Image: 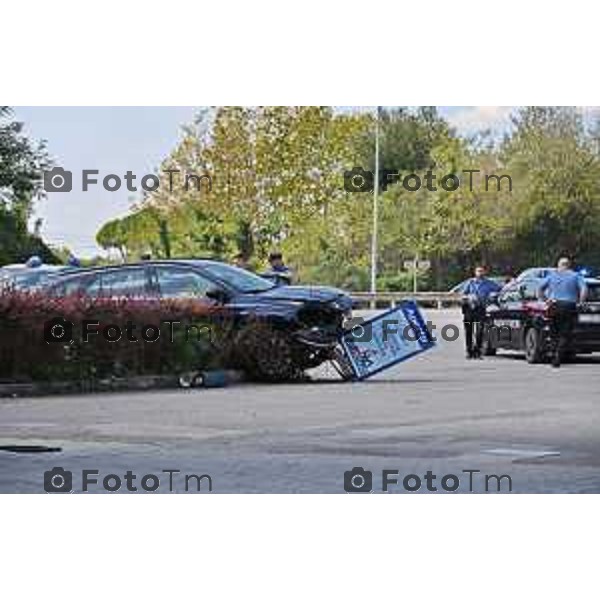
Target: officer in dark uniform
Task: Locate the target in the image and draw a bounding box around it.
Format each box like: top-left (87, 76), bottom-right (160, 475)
top-left (461, 265), bottom-right (501, 359)
top-left (538, 257), bottom-right (587, 367)
top-left (266, 251), bottom-right (292, 286)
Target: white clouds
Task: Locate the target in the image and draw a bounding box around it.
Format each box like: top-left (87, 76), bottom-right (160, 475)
top-left (447, 106), bottom-right (600, 134)
top-left (577, 106), bottom-right (600, 117)
top-left (446, 106), bottom-right (516, 133)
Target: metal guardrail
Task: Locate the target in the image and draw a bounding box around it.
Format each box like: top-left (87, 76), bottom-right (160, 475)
top-left (351, 291), bottom-right (462, 310)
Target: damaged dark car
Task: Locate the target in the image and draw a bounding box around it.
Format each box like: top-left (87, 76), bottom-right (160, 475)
top-left (43, 259), bottom-right (353, 381)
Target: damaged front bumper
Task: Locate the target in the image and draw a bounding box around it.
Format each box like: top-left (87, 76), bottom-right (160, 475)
top-left (292, 325), bottom-right (342, 349)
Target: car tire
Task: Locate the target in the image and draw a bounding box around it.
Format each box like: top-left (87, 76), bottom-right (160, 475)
top-left (235, 323), bottom-right (300, 382)
top-left (524, 327), bottom-right (544, 364)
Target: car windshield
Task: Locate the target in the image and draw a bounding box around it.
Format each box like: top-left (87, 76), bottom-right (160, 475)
top-left (202, 263), bottom-right (276, 293)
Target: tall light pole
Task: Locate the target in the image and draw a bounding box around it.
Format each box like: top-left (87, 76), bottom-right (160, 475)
top-left (370, 106), bottom-right (380, 295)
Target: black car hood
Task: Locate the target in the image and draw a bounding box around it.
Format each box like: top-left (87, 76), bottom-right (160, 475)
top-left (256, 285), bottom-right (346, 302)
top-left (235, 285), bottom-right (352, 309)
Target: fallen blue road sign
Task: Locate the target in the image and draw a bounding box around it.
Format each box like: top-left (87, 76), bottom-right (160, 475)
top-left (339, 300), bottom-right (436, 381)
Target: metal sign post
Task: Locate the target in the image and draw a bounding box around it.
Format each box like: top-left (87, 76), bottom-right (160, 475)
top-left (370, 106), bottom-right (380, 296)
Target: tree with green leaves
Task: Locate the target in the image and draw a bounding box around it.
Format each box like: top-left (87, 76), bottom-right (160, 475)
top-left (138, 106), bottom-right (368, 278)
top-left (95, 105), bottom-right (600, 290)
top-left (502, 106), bottom-right (600, 267)
top-left (358, 106), bottom-right (452, 174)
top-left (0, 107), bottom-right (55, 264)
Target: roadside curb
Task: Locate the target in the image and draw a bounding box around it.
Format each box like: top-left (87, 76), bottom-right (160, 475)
top-left (0, 370), bottom-right (245, 398)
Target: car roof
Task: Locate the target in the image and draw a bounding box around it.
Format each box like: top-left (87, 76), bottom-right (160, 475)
top-left (516, 267), bottom-right (555, 278)
top-left (512, 275), bottom-right (599, 285)
top-left (1, 264), bottom-right (67, 273)
top-left (45, 259), bottom-right (222, 278)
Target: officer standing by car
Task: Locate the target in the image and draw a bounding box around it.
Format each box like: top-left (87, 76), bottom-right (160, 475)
top-left (462, 265), bottom-right (502, 359)
top-left (266, 251), bottom-right (293, 286)
top-left (538, 257), bottom-right (587, 368)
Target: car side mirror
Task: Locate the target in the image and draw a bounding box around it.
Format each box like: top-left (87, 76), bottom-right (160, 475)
top-left (488, 292), bottom-right (499, 305)
top-left (206, 287), bottom-right (230, 304)
top-left (518, 285), bottom-right (527, 300)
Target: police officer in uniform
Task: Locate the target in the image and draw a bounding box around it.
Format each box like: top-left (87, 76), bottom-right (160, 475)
top-left (462, 265), bottom-right (501, 359)
top-left (266, 251), bottom-right (292, 286)
top-left (538, 257), bottom-right (587, 368)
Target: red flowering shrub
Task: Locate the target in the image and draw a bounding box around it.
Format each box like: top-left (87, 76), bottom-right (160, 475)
top-left (0, 290), bottom-right (230, 384)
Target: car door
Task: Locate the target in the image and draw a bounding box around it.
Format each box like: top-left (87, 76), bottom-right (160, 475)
top-left (97, 267), bottom-right (151, 298)
top-left (46, 267), bottom-right (151, 298)
top-left (489, 283), bottom-right (523, 349)
top-left (47, 271), bottom-right (102, 296)
top-left (574, 282), bottom-right (600, 346)
top-left (510, 279), bottom-right (545, 349)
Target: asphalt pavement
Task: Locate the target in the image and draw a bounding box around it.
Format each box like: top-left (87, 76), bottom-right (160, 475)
top-left (1, 309), bottom-right (599, 493)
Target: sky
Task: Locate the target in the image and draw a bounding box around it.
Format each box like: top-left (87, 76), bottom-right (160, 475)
top-left (13, 106), bottom-right (517, 258)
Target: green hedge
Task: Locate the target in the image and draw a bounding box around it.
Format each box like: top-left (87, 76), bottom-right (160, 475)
top-left (0, 290), bottom-right (229, 383)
